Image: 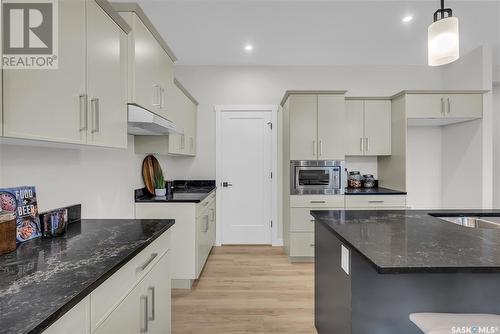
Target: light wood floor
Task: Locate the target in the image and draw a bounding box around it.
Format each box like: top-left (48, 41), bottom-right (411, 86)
top-left (172, 246), bottom-right (317, 334)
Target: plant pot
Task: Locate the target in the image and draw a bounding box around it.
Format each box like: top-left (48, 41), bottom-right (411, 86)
top-left (155, 188), bottom-right (166, 197)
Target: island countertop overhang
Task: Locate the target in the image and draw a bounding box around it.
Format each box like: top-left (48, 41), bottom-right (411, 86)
top-left (311, 209), bottom-right (500, 274)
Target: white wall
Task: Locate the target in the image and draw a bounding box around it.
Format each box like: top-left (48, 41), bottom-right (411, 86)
top-left (406, 127), bottom-right (443, 209)
top-left (493, 85), bottom-right (500, 208)
top-left (345, 157), bottom-right (378, 179)
top-left (171, 65), bottom-right (443, 179)
top-left (0, 136), bottom-right (145, 218)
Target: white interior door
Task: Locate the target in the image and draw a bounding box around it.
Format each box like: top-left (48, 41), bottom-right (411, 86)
top-left (220, 111), bottom-right (272, 244)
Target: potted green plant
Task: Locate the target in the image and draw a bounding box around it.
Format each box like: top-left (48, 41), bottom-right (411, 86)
top-left (154, 173), bottom-right (166, 197)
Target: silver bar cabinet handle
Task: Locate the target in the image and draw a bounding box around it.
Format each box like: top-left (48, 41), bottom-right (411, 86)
top-left (140, 295), bottom-right (148, 333)
top-left (365, 138), bottom-right (369, 152)
top-left (447, 98), bottom-right (451, 114)
top-left (91, 98), bottom-right (99, 133)
top-left (79, 94), bottom-right (87, 131)
top-left (368, 200), bottom-right (385, 203)
top-left (360, 137), bottom-right (363, 152)
top-left (310, 200), bottom-right (326, 204)
top-left (441, 98), bottom-right (445, 114)
top-left (319, 140), bottom-right (323, 156)
top-left (148, 287), bottom-right (155, 321)
top-left (137, 253), bottom-right (158, 272)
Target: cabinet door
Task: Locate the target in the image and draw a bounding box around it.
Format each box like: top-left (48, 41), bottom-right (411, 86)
top-left (43, 297), bottom-right (90, 334)
top-left (131, 14), bottom-right (160, 111)
top-left (344, 101), bottom-right (365, 156)
top-left (3, 0), bottom-right (86, 144)
top-left (144, 252), bottom-right (172, 334)
top-left (94, 281), bottom-right (145, 334)
top-left (157, 51), bottom-right (174, 120)
top-left (405, 94), bottom-right (445, 119)
top-left (318, 95), bottom-right (345, 160)
top-left (196, 212), bottom-right (211, 277)
top-left (364, 100), bottom-right (391, 156)
top-left (289, 95), bottom-right (318, 160)
top-left (444, 94), bottom-right (482, 119)
top-left (86, 0), bottom-right (127, 149)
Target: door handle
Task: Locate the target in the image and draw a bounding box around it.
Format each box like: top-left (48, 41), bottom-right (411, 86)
top-left (90, 98), bottom-right (100, 133)
top-left (152, 84), bottom-right (161, 107)
top-left (147, 287), bottom-right (155, 321)
top-left (360, 137), bottom-right (363, 152)
top-left (365, 138), bottom-right (369, 152)
top-left (140, 295), bottom-right (148, 333)
top-left (441, 98), bottom-right (445, 115)
top-left (79, 94), bottom-right (88, 131)
top-left (222, 182), bottom-right (233, 188)
top-left (319, 140), bottom-right (323, 156)
top-left (447, 98), bottom-right (451, 114)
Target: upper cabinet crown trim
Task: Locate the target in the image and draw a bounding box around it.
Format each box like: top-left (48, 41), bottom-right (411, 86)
top-left (174, 78), bottom-right (199, 106)
top-left (280, 90), bottom-right (347, 106)
top-left (95, 0), bottom-right (131, 33)
top-left (391, 90), bottom-right (489, 100)
top-left (111, 2), bottom-right (178, 62)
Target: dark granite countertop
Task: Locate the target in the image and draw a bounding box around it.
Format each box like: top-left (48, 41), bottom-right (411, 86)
top-left (311, 209), bottom-right (500, 274)
top-left (0, 219), bottom-right (174, 334)
top-left (345, 187), bottom-right (407, 195)
top-left (135, 180), bottom-right (216, 203)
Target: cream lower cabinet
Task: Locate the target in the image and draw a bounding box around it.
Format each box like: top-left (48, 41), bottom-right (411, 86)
top-left (345, 195), bottom-right (407, 209)
top-left (287, 93), bottom-right (346, 161)
top-left (285, 195), bottom-right (344, 261)
top-left (43, 229), bottom-right (172, 334)
top-left (3, 0), bottom-right (128, 148)
top-left (345, 99), bottom-right (391, 156)
top-left (135, 191), bottom-right (216, 289)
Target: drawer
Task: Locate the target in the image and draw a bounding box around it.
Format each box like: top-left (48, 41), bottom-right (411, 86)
top-left (196, 190), bottom-right (216, 218)
top-left (289, 232), bottom-right (314, 257)
top-left (91, 229), bottom-right (171, 331)
top-left (345, 195), bottom-right (406, 208)
top-left (290, 195), bottom-right (344, 208)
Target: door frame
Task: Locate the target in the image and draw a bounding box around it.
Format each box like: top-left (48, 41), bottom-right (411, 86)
top-left (215, 105), bottom-right (281, 246)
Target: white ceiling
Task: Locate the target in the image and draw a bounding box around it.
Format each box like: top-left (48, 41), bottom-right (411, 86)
top-left (132, 0), bottom-right (500, 66)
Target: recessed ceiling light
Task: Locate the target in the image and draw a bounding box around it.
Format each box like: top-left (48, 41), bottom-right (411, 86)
top-left (402, 15), bottom-right (414, 23)
top-left (244, 44), bottom-right (253, 52)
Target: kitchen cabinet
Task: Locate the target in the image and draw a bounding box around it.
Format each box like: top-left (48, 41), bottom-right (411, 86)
top-left (285, 194), bottom-right (344, 261)
top-left (42, 297), bottom-right (91, 334)
top-left (345, 99), bottom-right (391, 156)
top-left (2, 0), bottom-right (129, 148)
top-left (135, 191), bottom-right (216, 289)
top-left (116, 6), bottom-right (175, 120)
top-left (94, 252), bottom-right (171, 334)
top-left (404, 92), bottom-right (483, 120)
top-left (288, 93), bottom-right (346, 161)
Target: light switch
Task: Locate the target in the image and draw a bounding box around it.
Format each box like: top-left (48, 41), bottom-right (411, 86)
top-left (341, 245), bottom-right (350, 275)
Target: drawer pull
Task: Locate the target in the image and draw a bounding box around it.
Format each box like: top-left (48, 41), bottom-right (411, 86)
top-left (310, 200), bottom-right (326, 204)
top-left (310, 219), bottom-right (315, 223)
top-left (148, 286), bottom-right (155, 321)
top-left (368, 200), bottom-right (385, 203)
top-left (137, 253), bottom-right (158, 272)
top-left (309, 243), bottom-right (315, 247)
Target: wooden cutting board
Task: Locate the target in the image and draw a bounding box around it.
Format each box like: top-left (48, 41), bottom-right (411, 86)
top-left (142, 155), bottom-right (162, 195)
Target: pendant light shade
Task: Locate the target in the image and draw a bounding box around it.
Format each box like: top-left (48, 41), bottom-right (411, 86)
top-left (428, 1), bottom-right (460, 66)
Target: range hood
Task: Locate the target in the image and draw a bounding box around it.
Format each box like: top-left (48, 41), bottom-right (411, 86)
top-left (127, 104), bottom-right (183, 136)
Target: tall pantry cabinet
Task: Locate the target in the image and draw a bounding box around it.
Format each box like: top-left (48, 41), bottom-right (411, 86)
top-left (2, 0), bottom-right (130, 148)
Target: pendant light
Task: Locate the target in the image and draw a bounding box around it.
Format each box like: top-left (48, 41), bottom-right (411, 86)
top-left (428, 0), bottom-right (459, 66)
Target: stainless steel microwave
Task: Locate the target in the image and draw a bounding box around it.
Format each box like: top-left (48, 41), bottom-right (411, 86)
top-left (290, 160), bottom-right (345, 195)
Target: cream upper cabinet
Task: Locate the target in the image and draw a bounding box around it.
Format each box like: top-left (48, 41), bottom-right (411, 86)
top-left (86, 0), bottom-right (128, 149)
top-left (364, 100), bottom-right (391, 156)
top-left (119, 11), bottom-right (174, 120)
top-left (3, 0), bottom-right (87, 144)
top-left (2, 0), bottom-right (128, 148)
top-left (168, 80), bottom-right (198, 156)
top-left (289, 95), bottom-right (318, 160)
top-left (345, 99), bottom-right (391, 156)
top-left (405, 93), bottom-right (483, 119)
top-left (317, 95), bottom-right (346, 160)
top-left (345, 100), bottom-right (365, 155)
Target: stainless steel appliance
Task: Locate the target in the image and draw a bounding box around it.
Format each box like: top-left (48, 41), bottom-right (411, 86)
top-left (290, 160), bottom-right (345, 195)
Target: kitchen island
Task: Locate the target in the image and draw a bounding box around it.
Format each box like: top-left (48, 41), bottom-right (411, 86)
top-left (0, 218), bottom-right (174, 334)
top-left (312, 210), bottom-right (500, 334)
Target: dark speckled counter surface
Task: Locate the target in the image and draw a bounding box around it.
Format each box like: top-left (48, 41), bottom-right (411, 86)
top-left (0, 219), bottom-right (174, 334)
top-left (311, 209), bottom-right (500, 274)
